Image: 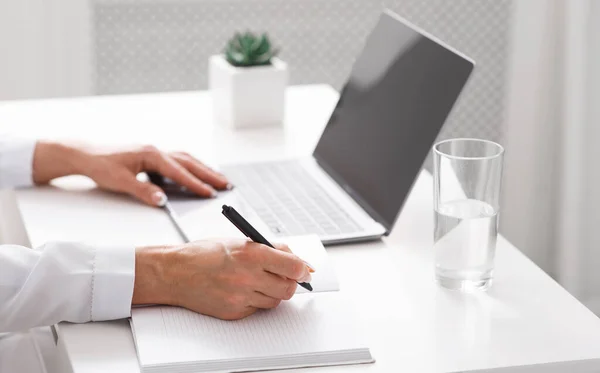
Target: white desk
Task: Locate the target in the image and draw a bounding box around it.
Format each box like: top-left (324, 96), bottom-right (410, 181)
top-left (3, 85), bottom-right (600, 373)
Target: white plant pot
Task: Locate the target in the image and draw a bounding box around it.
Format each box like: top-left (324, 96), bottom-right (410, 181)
top-left (209, 55), bottom-right (288, 129)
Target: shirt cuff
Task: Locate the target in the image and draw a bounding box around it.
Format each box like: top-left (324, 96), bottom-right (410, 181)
top-left (91, 246), bottom-right (135, 321)
top-left (0, 138), bottom-right (37, 188)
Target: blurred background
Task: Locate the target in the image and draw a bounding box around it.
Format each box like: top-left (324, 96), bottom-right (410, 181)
top-left (1, 0), bottom-right (599, 314)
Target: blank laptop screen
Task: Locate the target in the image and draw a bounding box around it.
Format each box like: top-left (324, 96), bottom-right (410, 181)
top-left (313, 11), bottom-right (474, 232)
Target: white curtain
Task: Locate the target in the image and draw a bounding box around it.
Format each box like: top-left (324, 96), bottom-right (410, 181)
top-left (0, 0), bottom-right (92, 100)
top-left (502, 0), bottom-right (600, 313)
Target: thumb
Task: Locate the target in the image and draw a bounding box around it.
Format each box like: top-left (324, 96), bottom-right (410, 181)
top-left (272, 242), bottom-right (292, 253)
top-left (123, 177), bottom-right (167, 207)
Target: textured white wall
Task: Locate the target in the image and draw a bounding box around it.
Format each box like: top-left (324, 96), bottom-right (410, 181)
top-left (92, 0), bottom-right (511, 146)
top-left (0, 0), bottom-right (511, 147)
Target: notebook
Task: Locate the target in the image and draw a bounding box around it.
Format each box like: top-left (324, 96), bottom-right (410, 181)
top-left (131, 235), bottom-right (374, 373)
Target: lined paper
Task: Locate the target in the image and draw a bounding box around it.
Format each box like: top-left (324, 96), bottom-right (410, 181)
top-left (131, 234), bottom-right (371, 372)
top-left (132, 293), bottom-right (367, 368)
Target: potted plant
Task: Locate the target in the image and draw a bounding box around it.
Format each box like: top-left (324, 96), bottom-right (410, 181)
top-left (209, 32), bottom-right (288, 129)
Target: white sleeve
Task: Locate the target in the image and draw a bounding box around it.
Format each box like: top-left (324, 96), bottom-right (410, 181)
top-left (0, 137), bottom-right (37, 188)
top-left (0, 242), bottom-right (135, 333)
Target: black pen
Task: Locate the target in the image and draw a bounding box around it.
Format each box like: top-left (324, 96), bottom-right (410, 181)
top-left (221, 205), bottom-right (313, 291)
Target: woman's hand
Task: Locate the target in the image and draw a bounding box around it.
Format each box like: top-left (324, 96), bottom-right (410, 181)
top-left (32, 141), bottom-right (231, 206)
top-left (133, 239), bottom-right (313, 320)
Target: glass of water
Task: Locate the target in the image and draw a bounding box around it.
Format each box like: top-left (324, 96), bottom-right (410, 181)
top-left (433, 138), bottom-right (504, 291)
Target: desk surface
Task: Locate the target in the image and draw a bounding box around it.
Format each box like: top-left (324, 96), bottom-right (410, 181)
top-left (4, 85), bottom-right (600, 373)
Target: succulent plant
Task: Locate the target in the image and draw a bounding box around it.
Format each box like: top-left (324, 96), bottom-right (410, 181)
top-left (224, 32), bottom-right (279, 67)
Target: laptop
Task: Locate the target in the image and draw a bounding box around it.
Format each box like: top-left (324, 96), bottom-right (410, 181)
top-left (175, 10), bottom-right (475, 245)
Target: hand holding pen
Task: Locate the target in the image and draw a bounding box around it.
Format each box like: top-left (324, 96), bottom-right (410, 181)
top-left (140, 174), bottom-right (314, 320)
top-left (222, 205), bottom-right (314, 291)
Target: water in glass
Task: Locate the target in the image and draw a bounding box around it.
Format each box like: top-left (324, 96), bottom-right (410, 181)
top-left (434, 198), bottom-right (498, 290)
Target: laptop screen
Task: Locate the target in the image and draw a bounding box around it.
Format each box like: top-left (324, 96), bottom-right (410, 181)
top-left (313, 11), bottom-right (474, 233)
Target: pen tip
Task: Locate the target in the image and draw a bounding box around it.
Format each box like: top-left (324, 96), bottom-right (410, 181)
top-left (302, 283), bottom-right (313, 292)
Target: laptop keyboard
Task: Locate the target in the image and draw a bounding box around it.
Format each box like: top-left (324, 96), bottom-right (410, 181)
top-left (224, 162), bottom-right (363, 237)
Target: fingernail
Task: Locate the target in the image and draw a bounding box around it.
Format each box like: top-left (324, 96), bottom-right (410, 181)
top-left (226, 183), bottom-right (234, 190)
top-left (299, 271), bottom-right (312, 283)
top-left (210, 189), bottom-right (218, 198)
top-left (152, 191), bottom-right (167, 207)
top-left (304, 261), bottom-right (316, 273)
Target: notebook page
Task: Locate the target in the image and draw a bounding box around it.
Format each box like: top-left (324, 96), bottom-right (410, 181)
top-left (132, 293), bottom-right (367, 368)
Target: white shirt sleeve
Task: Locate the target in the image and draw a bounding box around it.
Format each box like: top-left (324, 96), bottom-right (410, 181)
top-left (0, 137), bottom-right (37, 188)
top-left (0, 242), bottom-right (135, 333)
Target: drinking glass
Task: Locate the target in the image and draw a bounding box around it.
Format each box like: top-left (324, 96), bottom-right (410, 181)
top-left (433, 138), bottom-right (504, 291)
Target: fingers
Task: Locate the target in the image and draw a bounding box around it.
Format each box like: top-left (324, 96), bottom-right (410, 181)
top-left (141, 148), bottom-right (218, 198)
top-left (131, 181), bottom-right (167, 207)
top-left (272, 242), bottom-right (292, 253)
top-left (104, 171), bottom-right (168, 207)
top-left (254, 271), bottom-right (298, 300)
top-left (249, 292), bottom-right (282, 309)
top-left (272, 243), bottom-right (315, 273)
top-left (170, 152), bottom-right (231, 190)
top-left (256, 245), bottom-right (312, 283)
